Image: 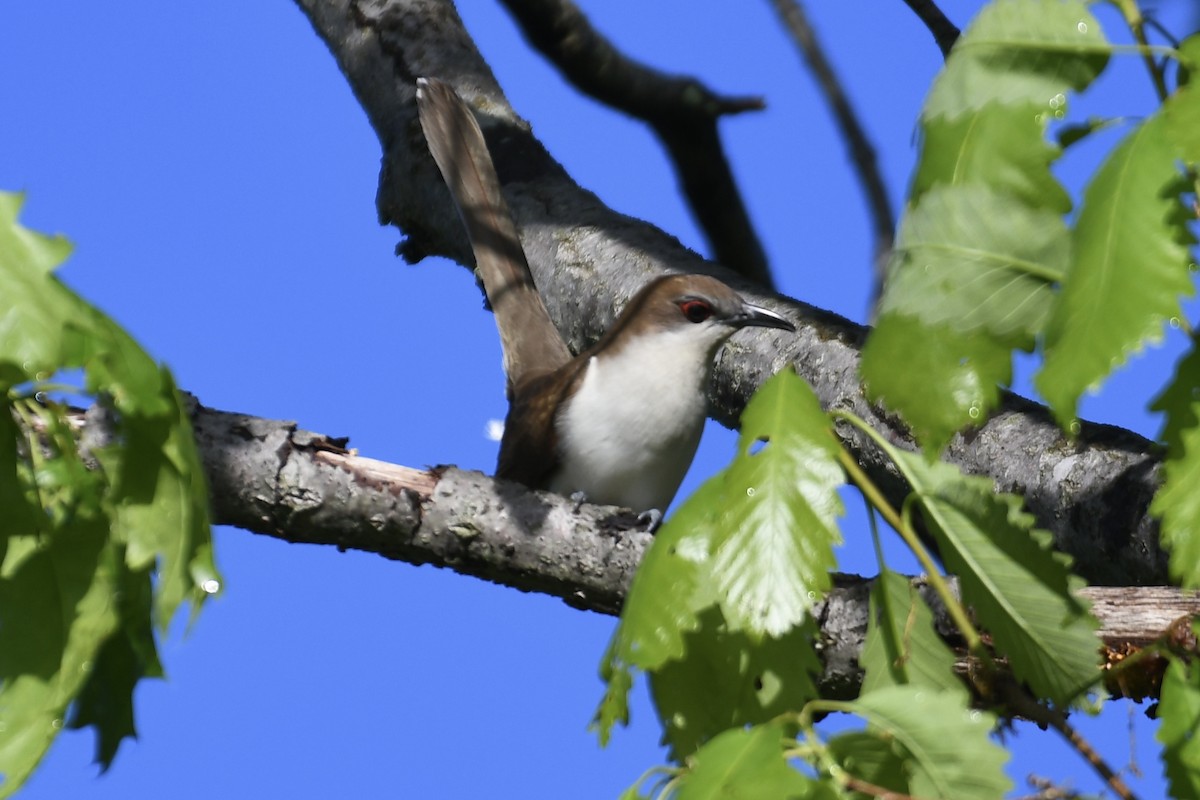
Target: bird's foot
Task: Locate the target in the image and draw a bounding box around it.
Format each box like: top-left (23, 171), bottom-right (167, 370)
top-left (637, 508), bottom-right (664, 533)
top-left (569, 491), bottom-right (588, 514)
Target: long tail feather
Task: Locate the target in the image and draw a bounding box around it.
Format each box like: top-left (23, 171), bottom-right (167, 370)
top-left (416, 78), bottom-right (571, 392)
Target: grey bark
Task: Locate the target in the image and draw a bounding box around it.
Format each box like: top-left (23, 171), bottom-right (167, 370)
top-left (292, 0), bottom-right (1167, 587)
top-left (191, 401), bottom-right (1199, 698)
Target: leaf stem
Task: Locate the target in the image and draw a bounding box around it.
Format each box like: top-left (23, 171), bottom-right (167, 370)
top-left (844, 776), bottom-right (922, 800)
top-left (625, 764), bottom-right (676, 799)
top-left (1112, 0), bottom-right (1170, 101)
top-left (830, 412), bottom-right (989, 663)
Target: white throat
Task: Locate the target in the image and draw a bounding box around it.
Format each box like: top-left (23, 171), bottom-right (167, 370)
top-left (551, 324), bottom-right (729, 511)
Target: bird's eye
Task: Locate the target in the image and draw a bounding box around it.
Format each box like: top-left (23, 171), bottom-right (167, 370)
top-left (679, 299), bottom-right (713, 323)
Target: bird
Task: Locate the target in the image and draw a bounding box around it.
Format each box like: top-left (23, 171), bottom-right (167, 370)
top-left (415, 77), bottom-right (795, 519)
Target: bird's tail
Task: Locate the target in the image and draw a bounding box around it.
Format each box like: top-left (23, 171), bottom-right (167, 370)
top-left (416, 78), bottom-right (571, 392)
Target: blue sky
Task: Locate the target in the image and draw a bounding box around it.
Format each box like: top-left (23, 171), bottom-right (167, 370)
top-left (1, 1), bottom-right (1195, 797)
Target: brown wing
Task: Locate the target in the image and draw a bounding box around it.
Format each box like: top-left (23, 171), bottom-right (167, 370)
top-left (415, 78), bottom-right (572, 395)
top-left (495, 363), bottom-right (587, 490)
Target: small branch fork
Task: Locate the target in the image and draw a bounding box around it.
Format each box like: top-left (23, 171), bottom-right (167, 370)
top-left (497, 0), bottom-right (775, 288)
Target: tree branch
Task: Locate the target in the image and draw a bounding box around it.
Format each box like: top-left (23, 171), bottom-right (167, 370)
top-left (495, 0), bottom-right (774, 289)
top-left (295, 0), bottom-right (1167, 589)
top-left (186, 398), bottom-right (1197, 701)
top-left (899, 0), bottom-right (961, 57)
top-left (765, 0), bottom-right (896, 313)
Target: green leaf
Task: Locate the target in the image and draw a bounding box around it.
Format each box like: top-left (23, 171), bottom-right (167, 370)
top-left (711, 368), bottom-right (844, 637)
top-left (595, 371), bottom-right (838, 745)
top-left (592, 474), bottom-right (723, 744)
top-left (1164, 35), bottom-right (1200, 166)
top-left (914, 103), bottom-right (1071, 212)
top-left (674, 723), bottom-right (818, 800)
top-left (650, 608), bottom-right (819, 758)
top-left (859, 568), bottom-right (966, 699)
top-left (1150, 336), bottom-right (1200, 588)
top-left (0, 523), bottom-right (120, 797)
top-left (878, 184), bottom-right (1065, 345)
top-left (826, 731), bottom-right (909, 799)
top-left (0, 193), bottom-right (74, 383)
top-left (881, 442), bottom-right (1101, 705)
top-left (1152, 335), bottom-right (1200, 457)
top-left (67, 565), bottom-right (162, 770)
top-left (0, 395), bottom-right (38, 547)
top-left (846, 687), bottom-right (1010, 799)
top-left (0, 191), bottom-right (218, 792)
top-left (593, 647), bottom-right (634, 748)
top-left (866, 0), bottom-right (1101, 453)
top-left (101, 370), bottom-right (216, 624)
top-left (924, 0), bottom-right (1108, 121)
top-left (0, 190), bottom-right (217, 628)
top-left (861, 314), bottom-right (1010, 452)
top-left (1037, 113), bottom-right (1196, 424)
top-left (1056, 116), bottom-right (1120, 151)
top-left (1158, 652), bottom-right (1200, 800)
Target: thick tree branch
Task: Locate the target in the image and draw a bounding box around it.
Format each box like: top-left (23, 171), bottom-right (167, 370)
top-left (194, 402), bottom-right (648, 616)
top-left (496, 0), bottom-right (774, 289)
top-left (187, 399), bottom-right (1198, 700)
top-left (295, 0), bottom-right (1167, 589)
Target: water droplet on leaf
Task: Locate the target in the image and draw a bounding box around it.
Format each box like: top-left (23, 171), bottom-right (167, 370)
top-left (1077, 20), bottom-right (1088, 33)
top-left (201, 579), bottom-right (221, 594)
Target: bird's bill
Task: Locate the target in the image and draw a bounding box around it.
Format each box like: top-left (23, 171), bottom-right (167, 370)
top-left (729, 303), bottom-right (796, 332)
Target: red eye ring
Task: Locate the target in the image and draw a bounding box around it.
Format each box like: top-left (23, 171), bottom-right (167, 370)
top-left (679, 299), bottom-right (713, 324)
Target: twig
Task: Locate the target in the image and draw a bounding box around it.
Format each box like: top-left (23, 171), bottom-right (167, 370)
top-left (1113, 0), bottom-right (1170, 102)
top-left (1000, 683), bottom-right (1138, 800)
top-left (1015, 775), bottom-right (1082, 799)
top-left (899, 0), bottom-right (960, 57)
top-left (496, 0), bottom-right (775, 289)
top-left (844, 776), bottom-right (922, 799)
top-left (765, 0), bottom-right (895, 313)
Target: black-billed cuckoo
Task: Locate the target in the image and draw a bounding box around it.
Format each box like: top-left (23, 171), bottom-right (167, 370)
top-left (416, 78), bottom-right (795, 517)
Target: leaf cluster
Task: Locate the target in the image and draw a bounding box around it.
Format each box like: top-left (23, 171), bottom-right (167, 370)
top-left (0, 193), bottom-right (217, 796)
top-left (599, 2), bottom-right (1200, 797)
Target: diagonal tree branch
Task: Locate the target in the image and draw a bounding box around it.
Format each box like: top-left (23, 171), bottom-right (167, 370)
top-left (495, 0), bottom-right (774, 288)
top-left (295, 0), bottom-right (1167, 589)
top-left (766, 0), bottom-right (896, 312)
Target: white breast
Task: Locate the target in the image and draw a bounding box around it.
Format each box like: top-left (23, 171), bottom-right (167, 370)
top-left (551, 326), bottom-right (721, 512)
